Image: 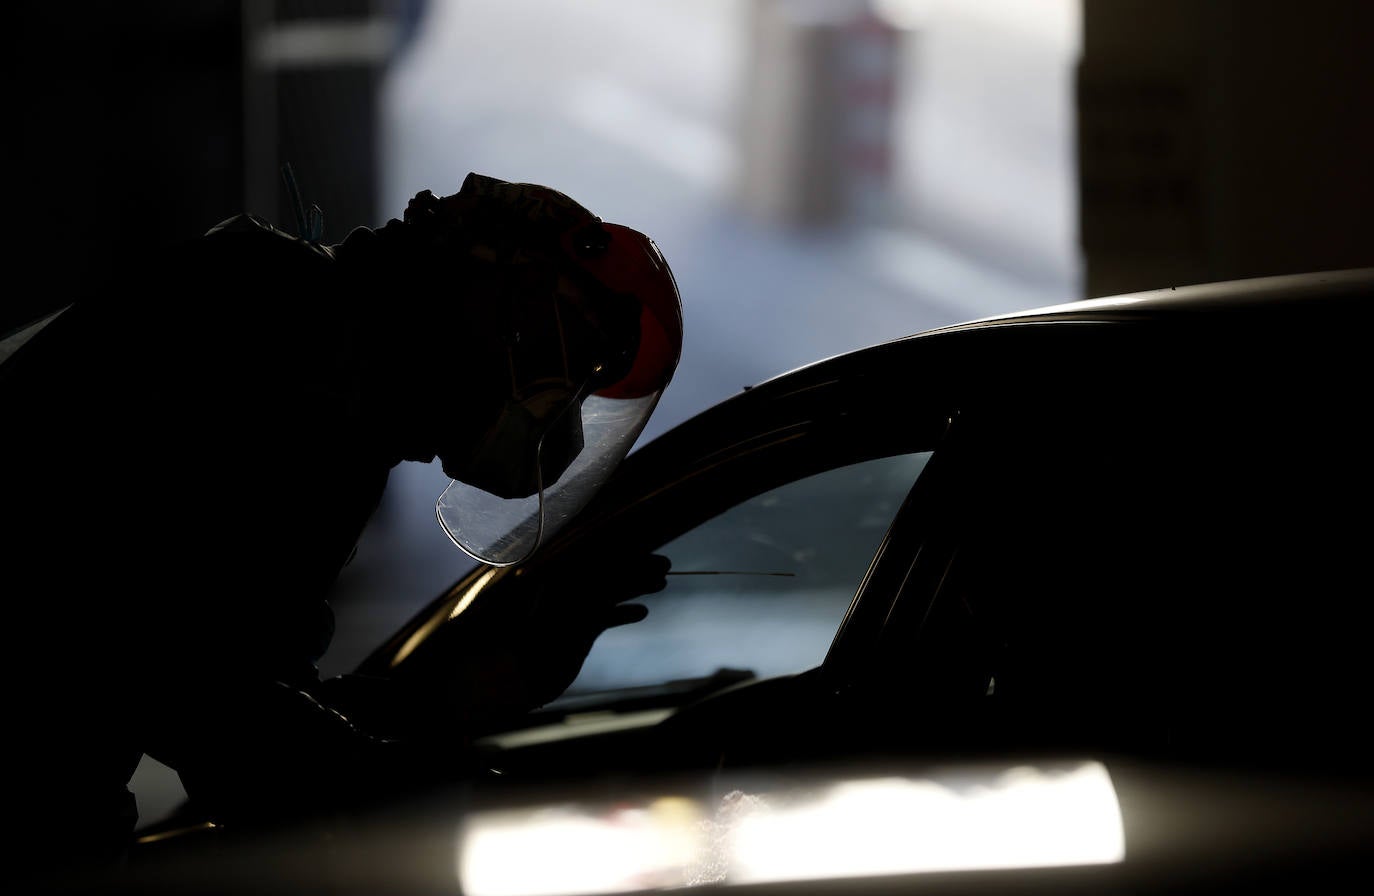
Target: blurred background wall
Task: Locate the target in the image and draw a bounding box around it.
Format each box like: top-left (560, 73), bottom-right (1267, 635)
top-left (1077, 0), bottom-right (1374, 297)
top-left (5, 0), bottom-right (1371, 826)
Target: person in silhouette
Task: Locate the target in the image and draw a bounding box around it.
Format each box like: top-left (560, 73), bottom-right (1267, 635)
top-left (1, 172), bottom-right (682, 875)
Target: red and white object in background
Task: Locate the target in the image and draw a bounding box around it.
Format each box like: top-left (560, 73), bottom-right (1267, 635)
top-left (837, 6), bottom-right (902, 224)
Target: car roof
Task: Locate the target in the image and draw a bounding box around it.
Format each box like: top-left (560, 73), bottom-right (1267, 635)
top-left (733, 267), bottom-right (1374, 399)
top-left (924, 266), bottom-right (1374, 331)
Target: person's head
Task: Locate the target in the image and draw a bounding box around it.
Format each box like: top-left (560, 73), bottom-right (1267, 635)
top-left (340, 173), bottom-right (682, 565)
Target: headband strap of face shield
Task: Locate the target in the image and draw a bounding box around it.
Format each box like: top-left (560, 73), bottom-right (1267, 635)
top-left (434, 176), bottom-right (682, 567)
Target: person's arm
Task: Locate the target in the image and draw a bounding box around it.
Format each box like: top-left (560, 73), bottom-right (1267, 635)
top-left (357, 552), bottom-right (671, 737)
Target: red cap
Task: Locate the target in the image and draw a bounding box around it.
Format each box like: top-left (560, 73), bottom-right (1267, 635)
top-left (563, 223), bottom-right (683, 400)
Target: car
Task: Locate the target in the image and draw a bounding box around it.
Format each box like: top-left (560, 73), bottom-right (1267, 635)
top-left (46, 267), bottom-right (1374, 895)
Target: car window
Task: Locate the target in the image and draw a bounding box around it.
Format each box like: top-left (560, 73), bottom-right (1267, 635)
top-left (565, 451), bottom-right (932, 694)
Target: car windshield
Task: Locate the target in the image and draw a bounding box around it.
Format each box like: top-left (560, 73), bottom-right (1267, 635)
top-left (560, 451), bottom-right (932, 695)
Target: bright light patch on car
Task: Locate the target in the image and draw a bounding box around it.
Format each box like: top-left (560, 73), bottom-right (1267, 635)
top-left (458, 761), bottom-right (1124, 896)
top-left (727, 762), bottom-right (1125, 883)
top-left (460, 796), bottom-right (706, 896)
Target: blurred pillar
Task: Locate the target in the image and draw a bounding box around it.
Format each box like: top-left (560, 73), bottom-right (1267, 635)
top-left (1078, 0), bottom-right (1374, 297)
top-left (243, 0), bottom-right (412, 242)
top-left (736, 0), bottom-right (903, 229)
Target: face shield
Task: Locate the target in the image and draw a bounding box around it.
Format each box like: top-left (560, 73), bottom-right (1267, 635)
top-left (437, 222), bottom-right (682, 567)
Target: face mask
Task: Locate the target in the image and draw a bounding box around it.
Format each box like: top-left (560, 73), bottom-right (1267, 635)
top-left (436, 384), bottom-right (666, 567)
top-left (435, 287), bottom-right (635, 567)
top-left (435, 274), bottom-right (677, 568)
top-left (455, 380), bottom-right (588, 501)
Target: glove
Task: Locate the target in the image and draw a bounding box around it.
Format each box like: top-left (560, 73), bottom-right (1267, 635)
top-left (392, 551), bottom-right (670, 732)
top-left (512, 550), bottom-right (669, 702)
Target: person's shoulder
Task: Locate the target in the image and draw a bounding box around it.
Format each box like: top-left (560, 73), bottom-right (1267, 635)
top-left (199, 213), bottom-right (337, 263)
top-left (205, 212), bottom-right (281, 237)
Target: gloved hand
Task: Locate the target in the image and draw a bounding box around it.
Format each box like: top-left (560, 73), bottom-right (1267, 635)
top-left (391, 551), bottom-right (670, 733)
top-left (507, 550), bottom-right (668, 706)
